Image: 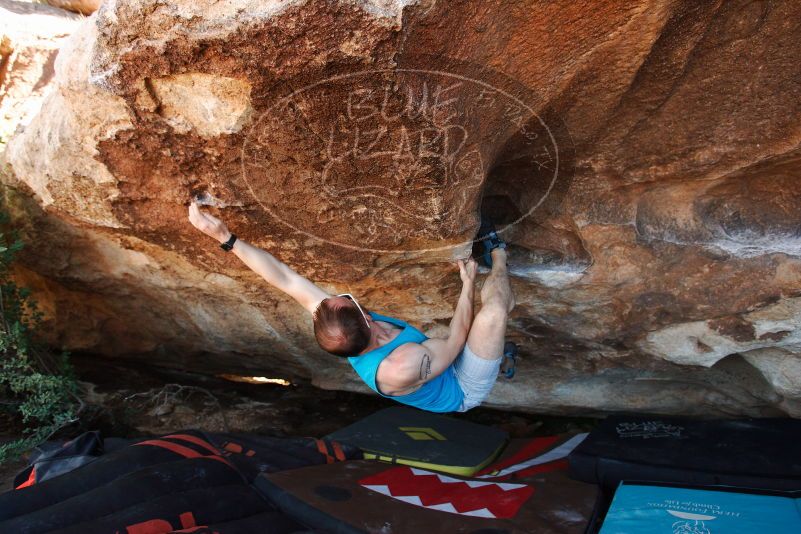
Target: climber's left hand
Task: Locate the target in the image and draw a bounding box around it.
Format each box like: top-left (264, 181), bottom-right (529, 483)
top-left (458, 257), bottom-right (477, 285)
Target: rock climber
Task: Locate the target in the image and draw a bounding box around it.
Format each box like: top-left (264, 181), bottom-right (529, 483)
top-left (188, 201), bottom-right (516, 413)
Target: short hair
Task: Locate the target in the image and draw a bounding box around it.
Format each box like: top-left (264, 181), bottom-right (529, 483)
top-left (313, 298), bottom-right (370, 357)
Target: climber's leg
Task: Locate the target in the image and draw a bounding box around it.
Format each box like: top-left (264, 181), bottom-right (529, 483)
top-left (454, 248), bottom-right (516, 411)
top-left (468, 247), bottom-right (515, 359)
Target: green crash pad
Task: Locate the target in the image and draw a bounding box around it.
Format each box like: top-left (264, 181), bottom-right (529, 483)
top-left (326, 407), bottom-right (508, 476)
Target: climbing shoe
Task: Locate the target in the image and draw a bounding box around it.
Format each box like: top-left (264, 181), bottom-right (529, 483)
top-left (501, 341), bottom-right (518, 379)
top-left (475, 216), bottom-right (507, 268)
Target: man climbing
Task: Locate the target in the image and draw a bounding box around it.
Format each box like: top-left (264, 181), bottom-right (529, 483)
top-left (188, 202), bottom-right (516, 413)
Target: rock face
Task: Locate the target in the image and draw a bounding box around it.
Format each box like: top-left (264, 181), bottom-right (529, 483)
top-left (2, 0), bottom-right (801, 417)
top-left (45, 0), bottom-right (102, 16)
top-left (0, 1), bottom-right (81, 147)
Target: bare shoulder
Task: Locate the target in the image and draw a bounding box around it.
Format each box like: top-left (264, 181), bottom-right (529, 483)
top-left (376, 342), bottom-right (427, 390)
top-left (383, 342), bottom-right (426, 375)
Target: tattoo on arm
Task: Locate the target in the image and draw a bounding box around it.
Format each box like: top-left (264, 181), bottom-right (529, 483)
top-left (419, 353), bottom-right (432, 381)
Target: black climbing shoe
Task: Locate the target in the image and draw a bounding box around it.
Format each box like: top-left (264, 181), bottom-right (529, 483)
top-left (501, 341), bottom-right (517, 379)
top-left (475, 216), bottom-right (507, 268)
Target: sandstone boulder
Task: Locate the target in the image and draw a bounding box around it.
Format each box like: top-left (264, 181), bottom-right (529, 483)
top-left (2, 0), bottom-right (801, 417)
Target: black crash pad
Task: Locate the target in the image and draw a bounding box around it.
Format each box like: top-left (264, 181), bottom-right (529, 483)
top-left (568, 415), bottom-right (801, 492)
top-left (0, 430), bottom-right (356, 534)
top-left (326, 406), bottom-right (508, 476)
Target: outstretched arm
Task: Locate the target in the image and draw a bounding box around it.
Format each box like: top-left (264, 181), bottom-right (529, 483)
top-left (188, 202), bottom-right (329, 313)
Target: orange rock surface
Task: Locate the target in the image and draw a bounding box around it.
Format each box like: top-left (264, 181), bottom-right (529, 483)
top-left (2, 0), bottom-right (800, 416)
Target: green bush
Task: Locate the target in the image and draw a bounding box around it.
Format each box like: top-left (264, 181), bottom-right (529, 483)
top-left (0, 212), bottom-right (80, 464)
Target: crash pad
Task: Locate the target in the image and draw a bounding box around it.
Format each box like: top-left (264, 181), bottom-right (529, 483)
top-left (210, 432), bottom-right (360, 481)
top-left (568, 416), bottom-right (801, 491)
top-left (48, 485), bottom-right (275, 534)
top-left (256, 434), bottom-right (597, 533)
top-left (0, 456), bottom-right (245, 534)
top-left (0, 430), bottom-right (220, 522)
top-left (0, 430), bottom-right (356, 534)
top-left (166, 510), bottom-right (303, 533)
top-left (474, 433), bottom-right (588, 480)
top-left (326, 406), bottom-right (508, 476)
top-left (13, 431), bottom-right (105, 490)
top-left (599, 482), bottom-right (801, 534)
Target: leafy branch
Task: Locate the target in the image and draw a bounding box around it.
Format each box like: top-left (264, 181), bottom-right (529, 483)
top-left (0, 211), bottom-right (81, 464)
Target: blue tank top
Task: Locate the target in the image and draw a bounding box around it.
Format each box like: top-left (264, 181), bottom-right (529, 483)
top-left (348, 311), bottom-right (464, 413)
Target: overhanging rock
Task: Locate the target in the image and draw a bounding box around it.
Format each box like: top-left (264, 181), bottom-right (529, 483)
top-left (2, 0), bottom-right (801, 416)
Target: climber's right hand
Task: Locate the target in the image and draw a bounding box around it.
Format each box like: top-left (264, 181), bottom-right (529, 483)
top-left (188, 202), bottom-right (231, 244)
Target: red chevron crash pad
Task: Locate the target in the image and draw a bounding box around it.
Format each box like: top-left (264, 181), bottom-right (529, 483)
top-left (256, 434), bottom-right (596, 533)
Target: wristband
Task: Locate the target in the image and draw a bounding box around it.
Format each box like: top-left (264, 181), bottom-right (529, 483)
top-left (220, 233), bottom-right (237, 251)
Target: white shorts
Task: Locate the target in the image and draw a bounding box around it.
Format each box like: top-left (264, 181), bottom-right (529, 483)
top-left (452, 343), bottom-right (503, 412)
